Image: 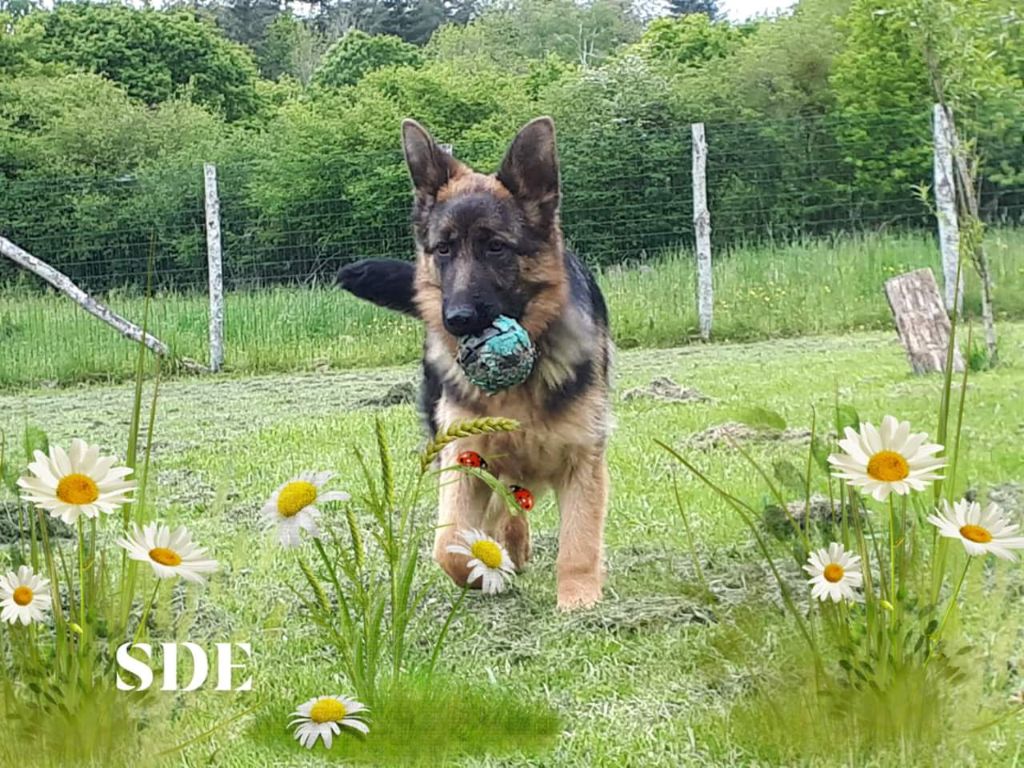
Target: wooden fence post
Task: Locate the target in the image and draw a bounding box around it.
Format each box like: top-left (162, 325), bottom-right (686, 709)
top-left (933, 103), bottom-right (962, 314)
top-left (0, 236), bottom-right (169, 356)
top-left (204, 163), bottom-right (225, 373)
top-left (885, 268), bottom-right (964, 374)
top-left (691, 123), bottom-right (713, 341)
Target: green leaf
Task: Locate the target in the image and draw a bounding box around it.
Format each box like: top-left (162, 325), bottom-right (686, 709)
top-left (810, 435), bottom-right (832, 472)
top-left (835, 404), bottom-right (860, 435)
top-left (734, 407), bottom-right (786, 431)
top-left (22, 424), bottom-right (48, 463)
top-left (772, 459), bottom-right (806, 494)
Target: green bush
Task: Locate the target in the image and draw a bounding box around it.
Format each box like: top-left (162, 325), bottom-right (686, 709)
top-left (1, 0), bottom-right (1022, 290)
top-left (315, 30), bottom-right (422, 89)
top-left (0, 72), bottom-right (234, 288)
top-left (37, 4), bottom-right (262, 121)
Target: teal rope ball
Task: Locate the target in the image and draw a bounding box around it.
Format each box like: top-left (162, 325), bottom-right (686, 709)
top-left (457, 315), bottom-right (536, 394)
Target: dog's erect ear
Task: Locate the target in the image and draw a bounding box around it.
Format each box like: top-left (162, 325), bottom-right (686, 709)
top-left (497, 117), bottom-right (560, 226)
top-left (402, 119), bottom-right (460, 200)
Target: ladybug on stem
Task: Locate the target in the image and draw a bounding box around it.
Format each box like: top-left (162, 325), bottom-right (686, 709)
top-left (456, 450), bottom-right (487, 470)
top-left (510, 485), bottom-right (535, 512)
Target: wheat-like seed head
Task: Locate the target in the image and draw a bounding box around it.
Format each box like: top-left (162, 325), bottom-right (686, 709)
top-left (420, 417), bottom-right (520, 471)
top-left (298, 555), bottom-right (331, 613)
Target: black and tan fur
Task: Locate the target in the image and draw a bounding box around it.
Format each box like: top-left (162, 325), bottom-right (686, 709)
top-left (339, 117), bottom-right (612, 610)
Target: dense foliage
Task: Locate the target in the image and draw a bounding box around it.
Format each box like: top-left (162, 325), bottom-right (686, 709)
top-left (0, 0), bottom-right (1021, 289)
top-left (36, 4), bottom-right (262, 121)
top-left (315, 30), bottom-right (422, 88)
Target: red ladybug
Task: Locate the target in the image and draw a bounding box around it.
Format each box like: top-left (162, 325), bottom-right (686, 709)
top-left (456, 450), bottom-right (487, 470)
top-left (510, 485), bottom-right (535, 512)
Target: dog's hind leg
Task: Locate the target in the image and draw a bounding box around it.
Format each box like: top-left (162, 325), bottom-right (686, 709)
top-left (481, 489), bottom-right (531, 571)
top-left (503, 512), bottom-right (531, 572)
top-left (554, 451), bottom-right (608, 611)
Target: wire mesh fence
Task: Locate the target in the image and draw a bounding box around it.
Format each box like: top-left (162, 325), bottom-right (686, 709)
top-left (3, 108), bottom-right (1023, 291)
top-left (1, 107), bottom-right (1023, 388)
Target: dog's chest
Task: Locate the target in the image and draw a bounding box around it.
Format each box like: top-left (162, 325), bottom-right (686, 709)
top-left (440, 409), bottom-right (585, 487)
top-left (435, 379), bottom-right (608, 487)
top-left (426, 308), bottom-right (610, 485)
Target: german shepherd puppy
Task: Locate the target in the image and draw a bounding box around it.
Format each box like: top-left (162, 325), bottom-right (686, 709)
top-left (339, 117), bottom-right (612, 610)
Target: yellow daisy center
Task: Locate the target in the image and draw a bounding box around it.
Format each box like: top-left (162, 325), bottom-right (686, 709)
top-left (823, 563), bottom-right (845, 583)
top-left (310, 698), bottom-right (346, 723)
top-left (866, 451), bottom-right (910, 482)
top-left (149, 547), bottom-right (183, 567)
top-left (277, 481), bottom-right (318, 518)
top-left (56, 473), bottom-right (99, 505)
top-left (470, 539), bottom-right (503, 569)
top-left (959, 524), bottom-right (992, 544)
top-left (12, 586), bottom-right (33, 606)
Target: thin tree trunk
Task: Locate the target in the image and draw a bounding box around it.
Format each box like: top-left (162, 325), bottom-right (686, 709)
top-left (974, 243), bottom-right (998, 364)
top-left (951, 145), bottom-right (998, 364)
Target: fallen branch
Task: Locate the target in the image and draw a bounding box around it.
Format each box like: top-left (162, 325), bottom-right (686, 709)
top-left (0, 235), bottom-right (169, 357)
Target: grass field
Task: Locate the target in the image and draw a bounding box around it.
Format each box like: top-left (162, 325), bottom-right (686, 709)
top-left (2, 229), bottom-right (1023, 389)
top-left (2, 325), bottom-right (1022, 766)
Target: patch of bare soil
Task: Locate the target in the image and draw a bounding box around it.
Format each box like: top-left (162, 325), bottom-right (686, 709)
top-left (686, 422), bottom-right (812, 451)
top-left (356, 380), bottom-right (418, 408)
top-left (622, 376), bottom-right (712, 404)
top-left (0, 502), bottom-right (74, 544)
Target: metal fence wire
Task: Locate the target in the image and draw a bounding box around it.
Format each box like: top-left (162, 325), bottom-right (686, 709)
top-left (2, 108), bottom-right (1022, 295)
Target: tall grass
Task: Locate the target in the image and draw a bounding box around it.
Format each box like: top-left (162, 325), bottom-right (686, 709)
top-left (659, 247), bottom-right (1024, 762)
top-left (607, 228), bottom-right (1024, 347)
top-left (2, 229), bottom-right (1022, 389)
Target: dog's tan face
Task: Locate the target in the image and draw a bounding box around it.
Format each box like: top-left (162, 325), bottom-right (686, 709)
top-left (402, 118), bottom-right (569, 343)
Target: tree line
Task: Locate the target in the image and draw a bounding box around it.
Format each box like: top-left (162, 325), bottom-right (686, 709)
top-left (0, 0), bottom-right (1021, 289)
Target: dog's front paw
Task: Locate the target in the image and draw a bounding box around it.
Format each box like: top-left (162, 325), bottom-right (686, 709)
top-left (556, 577), bottom-right (602, 611)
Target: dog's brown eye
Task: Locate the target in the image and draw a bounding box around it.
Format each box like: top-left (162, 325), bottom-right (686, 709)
top-left (487, 239), bottom-right (505, 254)
top-left (435, 242), bottom-right (451, 257)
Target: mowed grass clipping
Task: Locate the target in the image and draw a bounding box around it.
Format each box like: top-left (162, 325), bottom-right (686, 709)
top-left (2, 229), bottom-right (1023, 388)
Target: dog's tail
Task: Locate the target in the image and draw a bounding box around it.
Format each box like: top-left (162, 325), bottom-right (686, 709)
top-left (337, 258), bottom-right (418, 317)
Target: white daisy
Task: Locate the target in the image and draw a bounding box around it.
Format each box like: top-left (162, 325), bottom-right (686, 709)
top-left (927, 499), bottom-right (1024, 560)
top-left (446, 529), bottom-right (515, 595)
top-left (290, 694), bottom-right (369, 749)
top-left (828, 415), bottom-right (945, 501)
top-left (0, 565), bottom-right (52, 626)
top-left (118, 523), bottom-right (218, 583)
top-left (261, 471), bottom-right (350, 548)
top-left (804, 542), bottom-right (864, 603)
top-left (17, 438), bottom-right (136, 524)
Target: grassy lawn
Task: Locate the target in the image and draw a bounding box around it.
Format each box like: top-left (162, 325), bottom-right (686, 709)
top-left (1, 325), bottom-right (1022, 765)
top-left (2, 229), bottom-right (1023, 389)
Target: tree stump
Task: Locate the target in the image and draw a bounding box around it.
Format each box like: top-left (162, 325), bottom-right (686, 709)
top-left (884, 268), bottom-right (965, 374)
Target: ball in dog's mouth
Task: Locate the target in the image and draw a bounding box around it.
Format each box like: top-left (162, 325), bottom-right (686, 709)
top-left (456, 315), bottom-right (536, 394)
